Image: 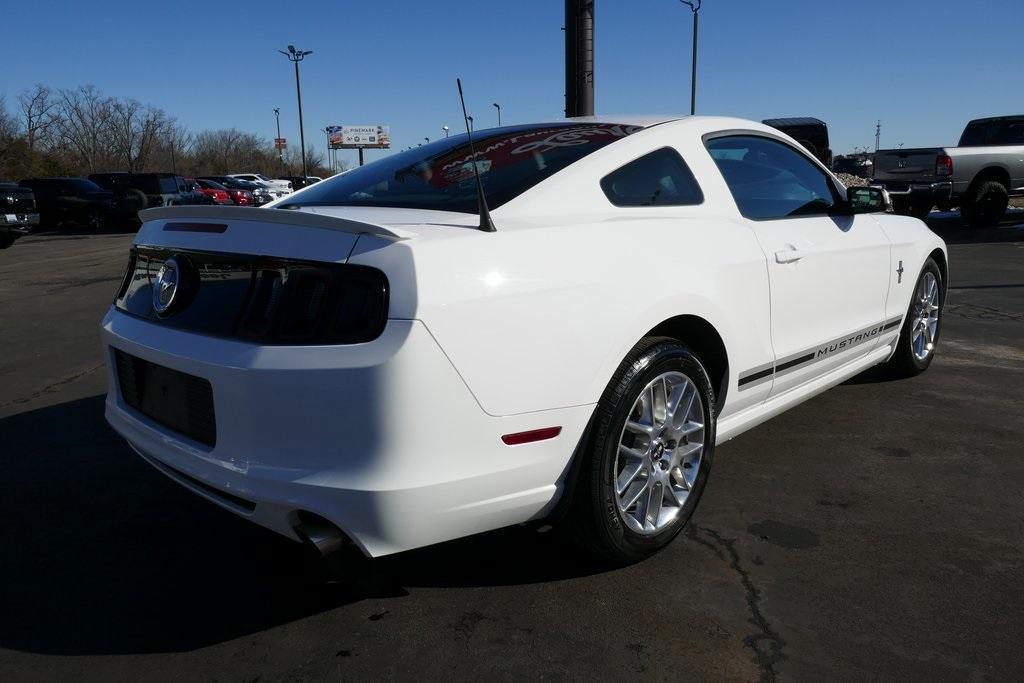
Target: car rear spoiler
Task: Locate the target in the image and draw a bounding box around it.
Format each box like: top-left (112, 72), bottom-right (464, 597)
top-left (139, 206), bottom-right (413, 241)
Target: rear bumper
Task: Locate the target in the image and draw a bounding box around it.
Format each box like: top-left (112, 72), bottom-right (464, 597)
top-left (101, 309), bottom-right (591, 556)
top-left (871, 180), bottom-right (952, 202)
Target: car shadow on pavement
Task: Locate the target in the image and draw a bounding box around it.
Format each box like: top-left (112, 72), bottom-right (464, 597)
top-left (0, 395), bottom-right (608, 656)
top-left (923, 207), bottom-right (1024, 245)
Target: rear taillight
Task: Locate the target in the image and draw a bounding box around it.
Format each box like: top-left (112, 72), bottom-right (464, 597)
top-left (238, 263), bottom-right (389, 344)
top-left (936, 155), bottom-right (953, 177)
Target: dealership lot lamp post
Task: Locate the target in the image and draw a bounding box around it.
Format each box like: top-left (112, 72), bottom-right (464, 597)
top-left (679, 0), bottom-right (700, 115)
top-left (273, 108), bottom-right (284, 169)
top-left (279, 45), bottom-right (312, 180)
top-left (493, 103), bottom-right (501, 126)
top-left (442, 126), bottom-right (449, 138)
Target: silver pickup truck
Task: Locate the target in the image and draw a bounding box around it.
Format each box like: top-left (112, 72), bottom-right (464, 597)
top-left (871, 115), bottom-right (1024, 226)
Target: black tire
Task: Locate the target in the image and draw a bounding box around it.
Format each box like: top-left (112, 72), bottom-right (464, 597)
top-left (84, 209), bottom-right (106, 231)
top-left (960, 180), bottom-right (1008, 228)
top-left (909, 202), bottom-right (932, 220)
top-left (892, 198), bottom-right (932, 220)
top-left (885, 258), bottom-right (944, 378)
top-left (570, 337), bottom-right (716, 564)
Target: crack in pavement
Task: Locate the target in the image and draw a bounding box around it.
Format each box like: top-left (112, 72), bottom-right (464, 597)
top-left (0, 363), bottom-right (104, 410)
top-left (688, 524), bottom-right (786, 682)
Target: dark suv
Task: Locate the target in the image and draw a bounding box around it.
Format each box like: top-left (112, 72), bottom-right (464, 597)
top-left (18, 177), bottom-right (115, 229)
top-left (0, 182), bottom-right (40, 248)
top-left (762, 117), bottom-right (833, 167)
top-left (88, 172), bottom-right (209, 224)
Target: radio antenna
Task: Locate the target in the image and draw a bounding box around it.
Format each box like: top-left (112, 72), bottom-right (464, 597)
top-left (456, 78), bottom-right (496, 232)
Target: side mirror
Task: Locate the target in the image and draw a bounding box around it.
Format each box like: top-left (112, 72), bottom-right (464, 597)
top-left (848, 185), bottom-right (890, 213)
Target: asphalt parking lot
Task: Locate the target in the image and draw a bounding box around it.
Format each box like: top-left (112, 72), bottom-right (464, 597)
top-left (1, 212), bottom-right (1023, 681)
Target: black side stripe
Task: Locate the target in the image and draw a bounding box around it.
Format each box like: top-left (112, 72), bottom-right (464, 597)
top-left (737, 366), bottom-right (773, 387)
top-left (737, 315), bottom-right (904, 391)
top-left (775, 353), bottom-right (814, 373)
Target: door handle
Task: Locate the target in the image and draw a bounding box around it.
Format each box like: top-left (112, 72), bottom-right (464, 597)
top-left (775, 245), bottom-right (808, 264)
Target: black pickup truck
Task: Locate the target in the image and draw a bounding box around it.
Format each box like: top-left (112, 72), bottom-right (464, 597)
top-left (88, 172), bottom-right (210, 225)
top-left (18, 177), bottom-right (115, 230)
top-left (0, 182), bottom-right (40, 248)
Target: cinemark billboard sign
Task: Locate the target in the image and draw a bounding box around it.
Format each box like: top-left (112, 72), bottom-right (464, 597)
top-left (328, 125), bottom-right (391, 149)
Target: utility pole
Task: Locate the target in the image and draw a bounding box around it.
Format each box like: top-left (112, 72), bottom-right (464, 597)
top-left (274, 108), bottom-right (284, 170)
top-left (279, 45), bottom-right (313, 180)
top-left (679, 1), bottom-right (701, 115)
top-left (564, 0), bottom-right (595, 117)
top-left (875, 120), bottom-right (881, 152)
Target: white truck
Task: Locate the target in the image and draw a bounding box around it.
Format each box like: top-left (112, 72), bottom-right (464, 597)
top-left (871, 115), bottom-right (1024, 226)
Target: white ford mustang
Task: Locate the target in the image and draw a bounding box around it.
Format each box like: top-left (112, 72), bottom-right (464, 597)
top-left (101, 116), bottom-right (947, 563)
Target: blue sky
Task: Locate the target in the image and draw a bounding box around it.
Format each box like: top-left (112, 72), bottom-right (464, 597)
top-left (4, 0), bottom-right (1022, 165)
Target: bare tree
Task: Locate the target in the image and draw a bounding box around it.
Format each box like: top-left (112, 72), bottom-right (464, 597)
top-left (192, 128), bottom-right (275, 174)
top-left (17, 84), bottom-right (58, 150)
top-left (55, 85), bottom-right (116, 173)
top-left (0, 95), bottom-right (18, 140)
top-left (109, 99), bottom-right (170, 171)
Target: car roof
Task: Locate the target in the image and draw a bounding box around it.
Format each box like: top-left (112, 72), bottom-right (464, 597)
top-left (563, 114), bottom-right (685, 128)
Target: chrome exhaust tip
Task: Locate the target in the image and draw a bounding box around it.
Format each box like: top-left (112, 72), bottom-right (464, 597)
top-left (295, 519), bottom-right (345, 557)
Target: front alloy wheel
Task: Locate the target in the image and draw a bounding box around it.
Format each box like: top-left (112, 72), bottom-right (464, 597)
top-left (886, 257), bottom-right (944, 377)
top-left (910, 271), bottom-right (940, 362)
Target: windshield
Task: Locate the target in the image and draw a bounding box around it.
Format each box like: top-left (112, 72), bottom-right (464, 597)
top-left (282, 123), bottom-right (641, 214)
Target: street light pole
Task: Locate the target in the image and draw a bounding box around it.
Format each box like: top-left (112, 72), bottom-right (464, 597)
top-left (273, 108), bottom-right (283, 170)
top-left (679, 1), bottom-right (701, 115)
top-left (279, 45), bottom-right (313, 180)
top-left (493, 102), bottom-right (501, 126)
top-left (442, 126), bottom-right (449, 138)
top-left (467, 116), bottom-right (474, 133)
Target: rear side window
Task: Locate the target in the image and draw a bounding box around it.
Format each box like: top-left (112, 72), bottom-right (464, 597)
top-left (600, 148), bottom-right (703, 207)
top-left (706, 135), bottom-right (840, 220)
top-left (159, 176), bottom-right (178, 193)
top-left (960, 119), bottom-right (1024, 146)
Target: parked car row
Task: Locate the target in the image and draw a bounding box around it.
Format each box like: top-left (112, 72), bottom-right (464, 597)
top-left (0, 170), bottom-right (323, 237)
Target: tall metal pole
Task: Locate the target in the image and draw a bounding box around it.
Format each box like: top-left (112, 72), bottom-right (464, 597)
top-left (680, 1), bottom-right (701, 115)
top-left (565, 0), bottom-right (594, 117)
top-left (280, 46), bottom-right (313, 180)
top-left (294, 60), bottom-right (307, 179)
top-left (274, 108), bottom-right (283, 170)
top-left (493, 103), bottom-right (502, 126)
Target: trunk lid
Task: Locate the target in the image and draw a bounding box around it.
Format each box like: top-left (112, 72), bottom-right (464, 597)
top-left (135, 205), bottom-right (415, 263)
top-left (872, 148), bottom-right (944, 183)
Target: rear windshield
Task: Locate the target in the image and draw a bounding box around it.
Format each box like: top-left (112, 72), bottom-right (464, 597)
top-left (282, 123), bottom-right (641, 213)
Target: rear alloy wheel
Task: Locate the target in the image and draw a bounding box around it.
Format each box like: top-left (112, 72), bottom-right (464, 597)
top-left (886, 258), bottom-right (943, 377)
top-left (614, 371), bottom-right (706, 535)
top-left (960, 180), bottom-right (1008, 228)
top-left (571, 338), bottom-right (715, 564)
